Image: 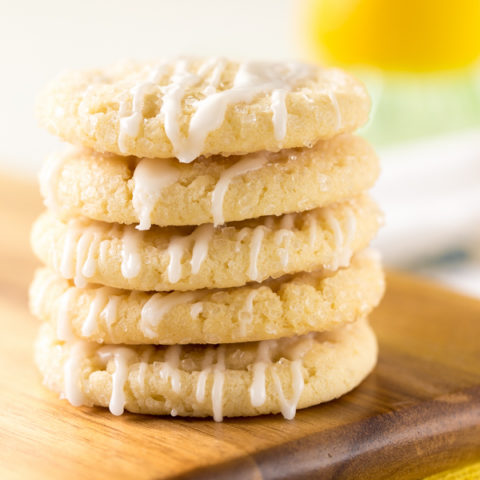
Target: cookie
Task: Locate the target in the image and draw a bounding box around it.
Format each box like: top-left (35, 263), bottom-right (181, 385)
top-left (34, 318), bottom-right (377, 420)
top-left (30, 251), bottom-right (384, 344)
top-left (37, 58), bottom-right (370, 162)
top-left (40, 134), bottom-right (379, 228)
top-left (31, 195), bottom-right (382, 292)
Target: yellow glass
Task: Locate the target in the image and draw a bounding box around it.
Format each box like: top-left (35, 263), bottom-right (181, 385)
top-left (304, 0), bottom-right (480, 71)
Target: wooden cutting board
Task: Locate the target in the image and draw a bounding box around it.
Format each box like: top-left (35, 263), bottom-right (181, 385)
top-left (0, 174), bottom-right (479, 480)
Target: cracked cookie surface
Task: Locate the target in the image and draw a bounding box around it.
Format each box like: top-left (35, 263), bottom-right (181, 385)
top-left (37, 58), bottom-right (370, 161)
top-left (40, 134), bottom-right (379, 228)
top-left (34, 319), bottom-right (377, 419)
top-left (31, 195), bottom-right (382, 291)
top-left (30, 252), bottom-right (384, 344)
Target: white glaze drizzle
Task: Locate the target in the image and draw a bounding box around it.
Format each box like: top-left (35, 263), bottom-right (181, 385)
top-left (118, 62), bottom-right (168, 153)
top-left (60, 332), bottom-right (314, 420)
top-left (274, 213), bottom-right (295, 268)
top-left (64, 341), bottom-right (91, 407)
top-left (248, 334), bottom-right (311, 418)
top-left (248, 226), bottom-right (266, 281)
top-left (159, 59), bottom-right (314, 163)
top-left (238, 290), bottom-right (258, 337)
top-left (102, 295), bottom-right (122, 341)
top-left (182, 61), bottom-right (313, 163)
top-left (166, 235), bottom-right (188, 283)
top-left (59, 221), bottom-right (104, 288)
top-left (190, 302), bottom-right (204, 320)
top-left (160, 345), bottom-right (182, 393)
top-left (197, 57), bottom-right (218, 78)
top-left (82, 228), bottom-right (102, 280)
top-left (211, 346), bottom-right (226, 422)
top-left (323, 208), bottom-right (344, 270)
top-left (160, 59), bottom-right (200, 160)
top-left (198, 56), bottom-right (227, 95)
top-left (132, 158), bottom-right (180, 230)
top-left (195, 347), bottom-right (215, 404)
top-left (271, 360), bottom-right (304, 420)
top-left (74, 228), bottom-right (97, 287)
top-left (60, 220), bottom-right (81, 280)
top-left (136, 346), bottom-right (154, 398)
top-left (275, 231), bottom-right (291, 268)
top-left (249, 340), bottom-right (274, 407)
top-left (166, 224), bottom-right (214, 283)
top-left (323, 206), bottom-right (357, 268)
top-left (57, 287), bottom-right (77, 341)
top-left (190, 224), bottom-right (214, 274)
top-left (81, 287), bottom-right (115, 337)
top-left (98, 224), bottom-right (117, 266)
top-left (324, 209), bottom-right (343, 248)
top-left (211, 155), bottom-right (267, 226)
top-left (235, 227), bottom-right (249, 253)
top-left (271, 89), bottom-right (288, 140)
top-left (141, 291), bottom-right (201, 338)
top-left (114, 59), bottom-right (315, 161)
top-left (97, 346), bottom-right (137, 416)
top-left (327, 90), bottom-right (342, 131)
top-left (285, 332), bottom-right (316, 359)
top-left (121, 228), bottom-right (143, 279)
top-left (39, 152), bottom-right (65, 211)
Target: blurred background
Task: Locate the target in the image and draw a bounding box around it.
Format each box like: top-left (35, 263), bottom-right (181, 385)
top-left (1, 0), bottom-right (479, 296)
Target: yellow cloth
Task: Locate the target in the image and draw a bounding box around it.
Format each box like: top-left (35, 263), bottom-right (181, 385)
top-left (424, 462), bottom-right (480, 480)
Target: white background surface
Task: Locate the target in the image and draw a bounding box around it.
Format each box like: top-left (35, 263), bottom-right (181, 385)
top-left (374, 129), bottom-right (480, 298)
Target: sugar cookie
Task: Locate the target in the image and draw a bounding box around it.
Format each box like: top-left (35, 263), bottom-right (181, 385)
top-left (31, 196), bottom-right (382, 291)
top-left (40, 134), bottom-right (379, 228)
top-left (37, 58), bottom-right (370, 161)
top-left (34, 319), bottom-right (377, 419)
top-left (30, 252), bottom-right (384, 344)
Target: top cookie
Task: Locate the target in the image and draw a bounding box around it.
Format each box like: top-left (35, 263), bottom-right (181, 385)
top-left (37, 58), bottom-right (370, 162)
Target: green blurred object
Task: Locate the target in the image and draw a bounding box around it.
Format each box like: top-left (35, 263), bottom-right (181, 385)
top-left (357, 66), bottom-right (480, 146)
top-left (301, 0), bottom-right (480, 146)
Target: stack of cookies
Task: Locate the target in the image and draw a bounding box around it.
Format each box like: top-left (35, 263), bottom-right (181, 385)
top-left (30, 58), bottom-right (384, 420)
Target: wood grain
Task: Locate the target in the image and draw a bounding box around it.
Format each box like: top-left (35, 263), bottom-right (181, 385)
top-left (0, 173), bottom-right (479, 480)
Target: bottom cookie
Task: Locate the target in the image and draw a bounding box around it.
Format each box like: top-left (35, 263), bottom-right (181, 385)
top-left (35, 319), bottom-right (377, 420)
